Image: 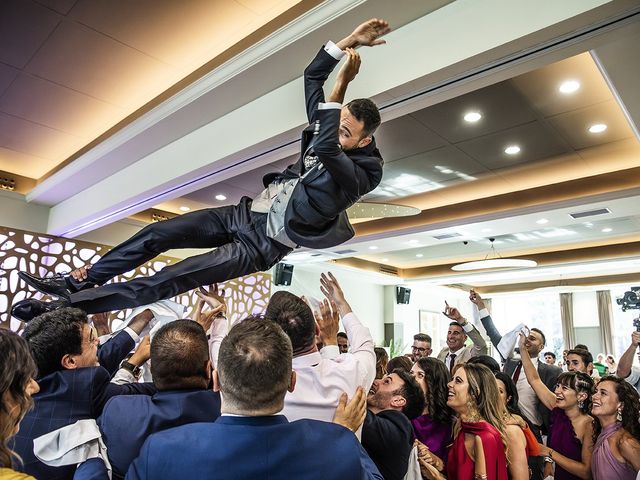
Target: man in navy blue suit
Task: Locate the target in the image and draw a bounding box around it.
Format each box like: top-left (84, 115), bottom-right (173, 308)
top-left (13, 308), bottom-right (157, 480)
top-left (99, 319), bottom-right (221, 479)
top-left (126, 317), bottom-right (382, 479)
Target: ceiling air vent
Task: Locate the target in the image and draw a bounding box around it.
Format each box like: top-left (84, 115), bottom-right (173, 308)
top-left (333, 249), bottom-right (357, 255)
top-left (432, 233), bottom-right (461, 240)
top-left (569, 208), bottom-right (611, 219)
top-left (379, 265), bottom-right (399, 275)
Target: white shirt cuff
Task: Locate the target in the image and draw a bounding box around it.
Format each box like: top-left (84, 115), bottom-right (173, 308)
top-left (479, 308), bottom-right (490, 318)
top-left (318, 102), bottom-right (342, 110)
top-left (462, 322), bottom-right (474, 333)
top-left (324, 40), bottom-right (345, 60)
top-left (124, 327), bottom-right (140, 343)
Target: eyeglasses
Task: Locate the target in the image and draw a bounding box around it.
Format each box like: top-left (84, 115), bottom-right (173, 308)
top-left (412, 346), bottom-right (428, 353)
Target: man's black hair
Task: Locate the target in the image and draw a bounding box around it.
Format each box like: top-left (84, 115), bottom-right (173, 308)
top-left (574, 343), bottom-right (589, 351)
top-left (391, 368), bottom-right (425, 420)
top-left (265, 291), bottom-right (315, 354)
top-left (544, 351), bottom-right (556, 360)
top-left (151, 320), bottom-right (210, 391)
top-left (337, 332), bottom-right (348, 340)
top-left (345, 98), bottom-right (381, 138)
top-left (22, 307), bottom-right (87, 378)
top-left (568, 348), bottom-right (593, 366)
top-left (467, 355), bottom-right (500, 374)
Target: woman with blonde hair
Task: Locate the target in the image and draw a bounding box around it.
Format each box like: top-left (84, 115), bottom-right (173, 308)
top-left (446, 363), bottom-right (508, 480)
top-left (0, 329), bottom-right (40, 479)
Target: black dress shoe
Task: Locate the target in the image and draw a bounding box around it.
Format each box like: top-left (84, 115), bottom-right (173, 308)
top-left (18, 271), bottom-right (72, 300)
top-left (11, 298), bottom-right (71, 322)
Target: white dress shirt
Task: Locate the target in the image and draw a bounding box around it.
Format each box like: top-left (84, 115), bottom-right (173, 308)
top-left (281, 312), bottom-right (376, 437)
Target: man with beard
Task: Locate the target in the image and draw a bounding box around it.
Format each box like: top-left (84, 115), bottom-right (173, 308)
top-left (361, 369), bottom-right (424, 480)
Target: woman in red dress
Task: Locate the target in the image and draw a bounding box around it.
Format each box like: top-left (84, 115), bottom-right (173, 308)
top-left (447, 363), bottom-right (509, 480)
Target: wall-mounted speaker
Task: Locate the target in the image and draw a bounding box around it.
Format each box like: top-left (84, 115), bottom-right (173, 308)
top-left (396, 286), bottom-right (411, 304)
top-left (274, 263), bottom-right (294, 286)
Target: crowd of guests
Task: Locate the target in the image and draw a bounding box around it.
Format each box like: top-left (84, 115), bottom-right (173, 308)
top-left (2, 277), bottom-right (640, 479)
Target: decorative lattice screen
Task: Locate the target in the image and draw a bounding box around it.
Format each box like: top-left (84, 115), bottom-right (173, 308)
top-left (0, 226), bottom-right (271, 332)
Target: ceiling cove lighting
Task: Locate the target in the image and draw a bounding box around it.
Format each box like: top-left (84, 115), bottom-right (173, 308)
top-left (536, 218), bottom-right (549, 225)
top-left (416, 254), bottom-right (424, 258)
top-left (602, 227), bottom-right (612, 233)
top-left (215, 194), bottom-right (227, 201)
top-left (464, 111), bottom-right (482, 122)
top-left (368, 246), bottom-right (379, 250)
top-left (179, 206), bottom-right (190, 212)
top-left (451, 238), bottom-right (537, 271)
top-left (504, 145), bottom-right (521, 155)
top-left (559, 80), bottom-right (580, 94)
top-left (588, 123), bottom-right (607, 133)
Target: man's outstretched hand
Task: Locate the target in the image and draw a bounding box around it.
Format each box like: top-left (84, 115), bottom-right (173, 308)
top-left (337, 18), bottom-right (390, 50)
top-left (320, 272), bottom-right (352, 317)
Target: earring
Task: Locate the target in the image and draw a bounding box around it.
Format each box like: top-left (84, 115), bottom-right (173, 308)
top-left (578, 399), bottom-right (584, 410)
top-left (616, 408), bottom-right (623, 422)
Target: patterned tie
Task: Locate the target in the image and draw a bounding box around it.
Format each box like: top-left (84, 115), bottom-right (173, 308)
top-left (449, 353), bottom-right (457, 374)
top-left (512, 361), bottom-right (523, 382)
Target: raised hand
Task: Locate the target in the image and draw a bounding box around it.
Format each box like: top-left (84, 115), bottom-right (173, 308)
top-left (70, 265), bottom-right (91, 282)
top-left (442, 301), bottom-right (464, 323)
top-left (314, 298), bottom-right (340, 347)
top-left (469, 289), bottom-right (486, 309)
top-left (336, 47), bottom-right (361, 84)
top-left (320, 272), bottom-right (352, 317)
top-left (90, 311), bottom-right (112, 337)
top-left (333, 386), bottom-right (367, 432)
top-left (129, 336), bottom-right (151, 367)
top-left (350, 18), bottom-right (390, 47)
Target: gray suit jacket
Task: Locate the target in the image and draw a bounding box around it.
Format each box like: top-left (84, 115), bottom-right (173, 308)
top-left (479, 312), bottom-right (561, 431)
top-left (437, 323), bottom-right (487, 367)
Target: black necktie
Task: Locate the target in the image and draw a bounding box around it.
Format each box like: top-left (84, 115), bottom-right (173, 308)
top-left (512, 361), bottom-right (523, 382)
top-left (449, 353), bottom-right (457, 374)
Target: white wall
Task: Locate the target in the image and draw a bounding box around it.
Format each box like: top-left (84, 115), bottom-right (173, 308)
top-left (271, 263), bottom-right (386, 345)
top-left (0, 191), bottom-right (49, 233)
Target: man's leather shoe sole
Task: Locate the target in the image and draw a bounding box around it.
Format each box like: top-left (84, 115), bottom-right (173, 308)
top-left (11, 298), bottom-right (70, 322)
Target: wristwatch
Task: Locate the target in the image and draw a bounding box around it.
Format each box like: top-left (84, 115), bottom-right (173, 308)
top-left (120, 359), bottom-right (142, 378)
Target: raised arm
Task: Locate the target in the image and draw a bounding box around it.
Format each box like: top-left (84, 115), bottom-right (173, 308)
top-left (517, 333), bottom-right (557, 410)
top-left (616, 331), bottom-right (640, 378)
top-left (470, 290), bottom-right (504, 352)
top-left (321, 272), bottom-right (375, 388)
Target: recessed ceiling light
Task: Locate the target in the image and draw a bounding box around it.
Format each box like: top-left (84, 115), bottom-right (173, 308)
top-left (179, 206), bottom-right (190, 212)
top-left (602, 227), bottom-right (612, 233)
top-left (440, 168), bottom-right (453, 174)
top-left (407, 239), bottom-right (420, 244)
top-left (464, 111), bottom-right (482, 123)
top-left (504, 145), bottom-right (521, 155)
top-left (481, 228), bottom-right (492, 233)
top-left (368, 246), bottom-right (378, 250)
top-left (588, 123), bottom-right (607, 134)
top-left (559, 80), bottom-right (580, 94)
top-left (536, 218), bottom-right (549, 225)
top-left (416, 254), bottom-right (424, 258)
top-left (215, 194), bottom-right (227, 201)
top-left (381, 258), bottom-right (389, 262)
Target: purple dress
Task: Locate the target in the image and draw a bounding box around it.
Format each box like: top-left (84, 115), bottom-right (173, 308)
top-left (592, 423), bottom-right (637, 480)
top-left (412, 414), bottom-right (452, 464)
top-left (548, 408), bottom-right (583, 480)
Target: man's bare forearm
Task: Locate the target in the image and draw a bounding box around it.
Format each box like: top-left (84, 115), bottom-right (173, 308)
top-left (616, 342), bottom-right (636, 378)
top-left (328, 80), bottom-right (348, 104)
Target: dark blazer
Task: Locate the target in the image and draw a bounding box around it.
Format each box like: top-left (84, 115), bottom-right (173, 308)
top-left (99, 389), bottom-right (221, 479)
top-left (362, 409), bottom-right (414, 480)
top-left (126, 415), bottom-right (383, 480)
top-left (263, 47), bottom-right (384, 249)
top-left (479, 313), bottom-right (561, 431)
top-left (13, 331), bottom-right (156, 480)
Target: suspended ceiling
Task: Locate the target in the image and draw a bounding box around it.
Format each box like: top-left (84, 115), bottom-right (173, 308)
top-left (1, 0), bottom-right (640, 293)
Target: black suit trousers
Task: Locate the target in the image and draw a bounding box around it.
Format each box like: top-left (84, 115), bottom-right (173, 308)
top-left (68, 197), bottom-right (292, 313)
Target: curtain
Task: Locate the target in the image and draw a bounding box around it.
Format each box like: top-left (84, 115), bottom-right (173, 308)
top-left (597, 290), bottom-right (615, 355)
top-left (560, 293), bottom-right (575, 348)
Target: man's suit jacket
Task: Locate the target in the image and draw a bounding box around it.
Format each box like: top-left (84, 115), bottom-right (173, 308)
top-left (263, 47), bottom-right (384, 249)
top-left (437, 323), bottom-right (488, 366)
top-left (479, 312), bottom-right (561, 431)
top-left (362, 409), bottom-right (414, 480)
top-left (99, 389), bottom-right (221, 479)
top-left (126, 415), bottom-right (382, 480)
top-left (13, 331), bottom-right (156, 480)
